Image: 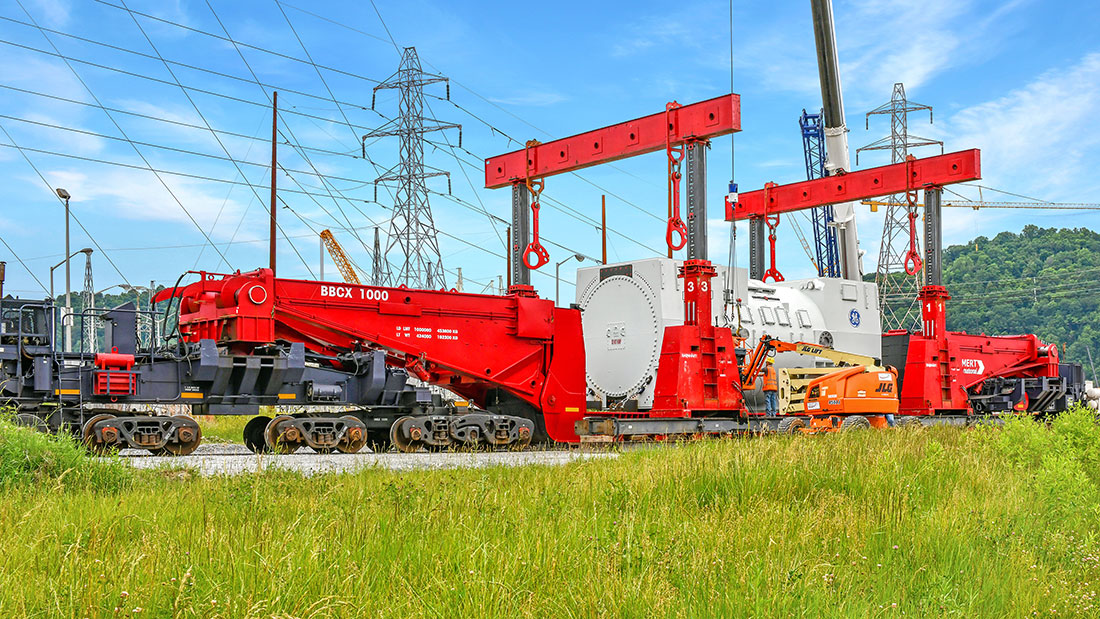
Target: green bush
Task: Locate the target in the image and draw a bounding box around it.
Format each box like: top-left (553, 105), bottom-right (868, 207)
top-left (0, 418), bottom-right (134, 492)
top-left (992, 406), bottom-right (1100, 527)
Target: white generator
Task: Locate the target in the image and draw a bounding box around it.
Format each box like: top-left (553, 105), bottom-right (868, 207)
top-left (575, 257), bottom-right (881, 409)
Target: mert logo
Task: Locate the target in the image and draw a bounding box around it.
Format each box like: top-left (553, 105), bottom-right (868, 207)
top-left (961, 358), bottom-right (986, 375)
top-left (849, 309), bottom-right (861, 327)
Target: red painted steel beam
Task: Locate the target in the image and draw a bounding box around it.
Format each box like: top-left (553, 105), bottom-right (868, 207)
top-left (727, 149), bottom-right (981, 220)
top-left (484, 94), bottom-right (741, 188)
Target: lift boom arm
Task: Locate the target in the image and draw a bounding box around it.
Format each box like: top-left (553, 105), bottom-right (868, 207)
top-left (740, 336), bottom-right (882, 390)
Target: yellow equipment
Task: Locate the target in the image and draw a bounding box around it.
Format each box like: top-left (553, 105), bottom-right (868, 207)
top-left (742, 336), bottom-right (899, 432)
top-left (320, 229), bottom-right (361, 285)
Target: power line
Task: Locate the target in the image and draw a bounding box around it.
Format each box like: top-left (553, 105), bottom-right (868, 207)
top-left (14, 0), bottom-right (231, 267)
top-left (273, 0), bottom-right (363, 149)
top-left (203, 0), bottom-right (380, 267)
top-left (0, 231), bottom-right (49, 294)
top-left (423, 140), bottom-right (664, 256)
top-left (265, 0), bottom-right (392, 266)
top-left (0, 14), bottom-right (387, 116)
top-left (0, 120), bottom-right (132, 288)
top-left (0, 138), bottom-right (590, 267)
top-left (92, 0), bottom-right (383, 85)
top-left (0, 38), bottom-right (386, 136)
top-left (0, 113), bottom-right (373, 184)
top-left (260, 2), bottom-right (664, 208)
top-left (367, 0), bottom-right (402, 54)
top-left (0, 83), bottom-right (359, 161)
top-left (0, 142), bottom-right (376, 201)
top-left (120, 0), bottom-right (318, 277)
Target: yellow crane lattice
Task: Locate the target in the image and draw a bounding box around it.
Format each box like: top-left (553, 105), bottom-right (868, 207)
top-left (320, 229), bottom-right (361, 285)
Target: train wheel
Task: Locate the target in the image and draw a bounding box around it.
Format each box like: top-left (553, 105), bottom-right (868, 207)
top-left (513, 425), bottom-right (533, 450)
top-left (81, 413), bottom-right (117, 454)
top-left (243, 416), bottom-right (272, 454)
top-left (390, 416), bottom-right (421, 453)
top-left (337, 416), bottom-right (367, 454)
top-left (159, 416), bottom-right (202, 456)
top-left (777, 416), bottom-right (806, 434)
top-left (840, 415), bottom-right (871, 432)
top-left (264, 415), bottom-right (299, 454)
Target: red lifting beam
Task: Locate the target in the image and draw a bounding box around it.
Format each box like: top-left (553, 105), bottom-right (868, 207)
top-left (727, 149), bottom-right (981, 220)
top-left (484, 94), bottom-right (741, 188)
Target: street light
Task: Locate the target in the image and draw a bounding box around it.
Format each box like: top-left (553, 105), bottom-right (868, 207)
top-left (55, 187), bottom-right (74, 349)
top-left (50, 247), bottom-right (92, 351)
top-left (556, 253), bottom-right (586, 307)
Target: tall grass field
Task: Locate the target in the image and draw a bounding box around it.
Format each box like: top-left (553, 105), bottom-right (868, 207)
top-left (1, 409), bottom-right (1099, 617)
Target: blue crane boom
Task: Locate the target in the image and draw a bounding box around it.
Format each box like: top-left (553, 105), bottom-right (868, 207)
top-left (800, 109), bottom-right (841, 278)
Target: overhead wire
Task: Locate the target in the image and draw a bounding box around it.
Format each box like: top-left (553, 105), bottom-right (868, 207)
top-left (0, 120), bottom-right (133, 288)
top-left (205, 0), bottom-right (379, 266)
top-left (194, 114), bottom-right (268, 270)
top-left (422, 137), bottom-right (664, 256)
top-left (0, 113), bottom-right (374, 184)
top-left (423, 99), bottom-right (504, 249)
top-left (14, 0), bottom-right (231, 267)
top-left (0, 230), bottom-right (50, 294)
top-left (0, 14), bottom-right (384, 116)
top-left (0, 38), bottom-right (392, 136)
top-left (262, 1), bottom-right (665, 219)
top-left (0, 84), bottom-right (360, 161)
top-left (91, 0), bottom-right (383, 86)
top-left (10, 1), bottom-right (595, 286)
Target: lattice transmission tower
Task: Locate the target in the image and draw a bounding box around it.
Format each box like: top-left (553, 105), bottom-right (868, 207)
top-left (857, 83), bottom-right (942, 331)
top-left (364, 47), bottom-right (461, 289)
top-left (81, 251), bottom-right (95, 353)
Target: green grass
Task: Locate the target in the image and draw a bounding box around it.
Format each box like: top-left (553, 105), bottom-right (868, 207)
top-left (194, 415), bottom-right (250, 444)
top-left (2, 410), bottom-right (1100, 617)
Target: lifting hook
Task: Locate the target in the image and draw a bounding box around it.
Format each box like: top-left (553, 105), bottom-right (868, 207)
top-left (665, 102), bottom-right (688, 252)
top-left (523, 140), bottom-right (550, 270)
top-left (761, 182), bottom-right (784, 283)
top-left (902, 156), bottom-right (923, 276)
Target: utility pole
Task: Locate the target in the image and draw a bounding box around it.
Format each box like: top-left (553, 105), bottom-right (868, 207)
top-left (601, 195), bottom-right (607, 264)
top-left (0, 261), bottom-right (5, 300)
top-left (858, 83), bottom-right (943, 331)
top-left (364, 47), bottom-right (461, 289)
top-left (270, 91), bottom-right (278, 277)
top-left (55, 187), bottom-right (72, 351)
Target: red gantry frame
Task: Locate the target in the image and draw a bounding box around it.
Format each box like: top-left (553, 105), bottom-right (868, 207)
top-left (484, 94), bottom-right (741, 187)
top-left (727, 149), bottom-right (980, 282)
top-left (728, 149), bottom-right (981, 219)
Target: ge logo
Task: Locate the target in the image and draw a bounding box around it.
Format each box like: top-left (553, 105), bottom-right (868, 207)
top-left (849, 309), bottom-right (861, 327)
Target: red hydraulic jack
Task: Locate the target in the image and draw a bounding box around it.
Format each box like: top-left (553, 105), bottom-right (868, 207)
top-left (650, 260), bottom-right (743, 416)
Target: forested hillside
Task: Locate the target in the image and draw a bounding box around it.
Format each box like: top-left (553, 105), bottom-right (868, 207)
top-left (939, 225), bottom-right (1100, 368)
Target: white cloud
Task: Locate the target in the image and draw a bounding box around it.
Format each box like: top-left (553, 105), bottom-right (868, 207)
top-left (26, 0), bottom-right (70, 27)
top-left (735, 0), bottom-right (1030, 106)
top-left (18, 112), bottom-right (106, 154)
top-left (945, 52), bottom-right (1100, 201)
top-left (43, 167), bottom-right (253, 237)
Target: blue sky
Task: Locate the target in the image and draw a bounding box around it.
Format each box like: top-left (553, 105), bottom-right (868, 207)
top-left (1, 0), bottom-right (1098, 300)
